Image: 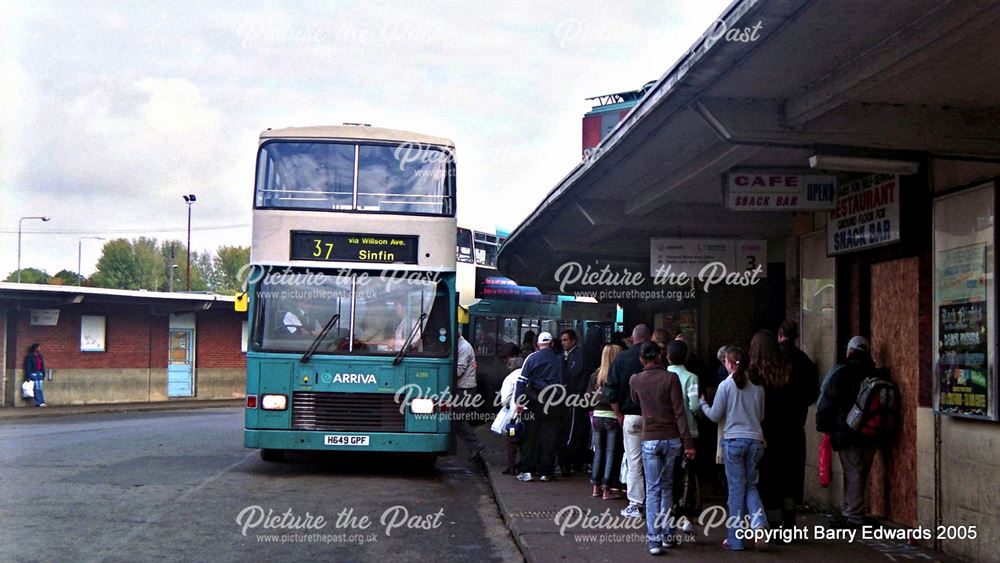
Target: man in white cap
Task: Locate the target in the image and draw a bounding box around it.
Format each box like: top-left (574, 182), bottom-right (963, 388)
top-left (816, 335), bottom-right (878, 528)
top-left (515, 331), bottom-right (566, 482)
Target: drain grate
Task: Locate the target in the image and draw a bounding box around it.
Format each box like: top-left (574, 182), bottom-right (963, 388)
top-left (508, 510), bottom-right (559, 519)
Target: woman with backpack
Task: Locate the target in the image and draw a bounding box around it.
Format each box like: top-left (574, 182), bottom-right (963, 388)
top-left (699, 346), bottom-right (767, 551)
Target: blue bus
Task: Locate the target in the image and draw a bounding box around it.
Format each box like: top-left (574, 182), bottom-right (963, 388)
top-left (243, 125), bottom-right (457, 462)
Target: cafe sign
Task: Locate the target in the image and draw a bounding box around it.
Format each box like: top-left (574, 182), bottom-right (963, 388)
top-left (726, 171), bottom-right (837, 211)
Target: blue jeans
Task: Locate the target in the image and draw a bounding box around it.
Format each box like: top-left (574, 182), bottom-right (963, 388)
top-left (590, 415), bottom-right (620, 486)
top-left (722, 438), bottom-right (767, 550)
top-left (28, 372), bottom-right (46, 406)
top-left (641, 438), bottom-right (681, 548)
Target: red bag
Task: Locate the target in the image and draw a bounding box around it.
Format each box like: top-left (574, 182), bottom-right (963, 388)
top-left (818, 433), bottom-right (832, 487)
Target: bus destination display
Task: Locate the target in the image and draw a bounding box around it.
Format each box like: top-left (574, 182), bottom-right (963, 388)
top-left (290, 231), bottom-right (419, 264)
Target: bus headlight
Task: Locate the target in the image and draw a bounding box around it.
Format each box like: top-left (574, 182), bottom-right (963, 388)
top-left (261, 394), bottom-right (288, 410)
top-left (410, 398), bottom-right (434, 414)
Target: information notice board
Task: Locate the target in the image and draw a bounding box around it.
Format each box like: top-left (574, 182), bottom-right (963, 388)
top-left (933, 184), bottom-right (996, 421)
top-left (938, 300), bottom-right (989, 416)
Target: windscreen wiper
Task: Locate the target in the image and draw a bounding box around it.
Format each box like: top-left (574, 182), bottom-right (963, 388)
top-left (392, 313), bottom-right (427, 366)
top-left (300, 313), bottom-right (341, 364)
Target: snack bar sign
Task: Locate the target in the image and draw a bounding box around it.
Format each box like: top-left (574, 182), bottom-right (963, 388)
top-left (726, 171), bottom-right (837, 211)
top-left (827, 174), bottom-right (900, 255)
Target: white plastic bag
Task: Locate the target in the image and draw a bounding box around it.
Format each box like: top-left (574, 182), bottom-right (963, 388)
top-left (490, 406), bottom-right (512, 435)
top-left (21, 380), bottom-right (34, 399)
top-left (620, 455), bottom-right (628, 485)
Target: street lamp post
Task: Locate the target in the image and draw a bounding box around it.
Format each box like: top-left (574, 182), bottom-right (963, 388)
top-left (17, 216), bottom-right (51, 283)
top-left (167, 264), bottom-right (179, 292)
top-left (183, 194), bottom-right (197, 291)
top-left (77, 236), bottom-right (105, 286)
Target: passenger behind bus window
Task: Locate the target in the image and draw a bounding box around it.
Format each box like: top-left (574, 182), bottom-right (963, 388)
top-left (393, 301), bottom-right (423, 352)
top-left (273, 301), bottom-right (318, 338)
top-left (520, 331), bottom-right (536, 359)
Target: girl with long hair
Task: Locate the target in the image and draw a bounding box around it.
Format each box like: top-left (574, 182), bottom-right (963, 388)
top-left (699, 346), bottom-right (767, 550)
top-left (750, 329), bottom-right (800, 532)
top-left (588, 343), bottom-right (624, 499)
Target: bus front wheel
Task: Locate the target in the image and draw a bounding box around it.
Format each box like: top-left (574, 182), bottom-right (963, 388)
top-left (260, 448), bottom-right (286, 462)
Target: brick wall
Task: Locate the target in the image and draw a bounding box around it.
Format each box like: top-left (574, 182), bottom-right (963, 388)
top-left (582, 114), bottom-right (602, 152)
top-left (12, 305), bottom-right (167, 369)
top-left (9, 304), bottom-right (247, 371)
top-left (196, 308), bottom-right (246, 369)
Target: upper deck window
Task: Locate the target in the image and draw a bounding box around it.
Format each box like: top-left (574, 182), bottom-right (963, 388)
top-left (255, 142), bottom-right (355, 210)
top-left (255, 140), bottom-right (454, 216)
top-left (457, 228), bottom-right (474, 263)
top-left (473, 231), bottom-right (498, 267)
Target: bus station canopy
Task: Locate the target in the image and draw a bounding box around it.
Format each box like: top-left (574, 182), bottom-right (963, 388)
top-left (497, 0), bottom-right (1000, 293)
top-left (0, 283), bottom-right (234, 315)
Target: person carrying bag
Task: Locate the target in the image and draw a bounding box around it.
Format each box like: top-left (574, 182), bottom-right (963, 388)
top-left (23, 342), bottom-right (48, 407)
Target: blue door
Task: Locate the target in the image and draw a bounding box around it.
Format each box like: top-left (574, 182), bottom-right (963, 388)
top-left (168, 329), bottom-right (194, 397)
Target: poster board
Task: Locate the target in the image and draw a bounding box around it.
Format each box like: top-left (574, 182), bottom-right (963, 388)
top-left (80, 315), bottom-right (106, 352)
top-left (932, 184), bottom-right (996, 420)
top-left (650, 238), bottom-right (767, 278)
top-left (30, 309), bottom-right (60, 326)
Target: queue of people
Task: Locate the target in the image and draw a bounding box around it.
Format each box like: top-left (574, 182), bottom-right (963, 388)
top-left (489, 319), bottom-right (896, 557)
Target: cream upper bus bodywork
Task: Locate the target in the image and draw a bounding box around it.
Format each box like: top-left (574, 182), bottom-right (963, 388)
top-left (251, 125), bottom-right (457, 272)
top-left (259, 125), bottom-right (454, 148)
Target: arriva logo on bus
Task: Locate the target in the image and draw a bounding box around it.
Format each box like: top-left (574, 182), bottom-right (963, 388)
top-left (332, 373), bottom-right (377, 384)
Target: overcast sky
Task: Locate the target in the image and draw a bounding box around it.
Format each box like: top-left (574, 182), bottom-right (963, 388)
top-left (1, 0), bottom-right (731, 279)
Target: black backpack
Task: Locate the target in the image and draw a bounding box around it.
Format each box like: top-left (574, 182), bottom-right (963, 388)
top-left (845, 369), bottom-right (899, 443)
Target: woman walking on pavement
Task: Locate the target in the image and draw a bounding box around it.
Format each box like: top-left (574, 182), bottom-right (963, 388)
top-left (24, 342), bottom-right (47, 407)
top-left (699, 346), bottom-right (767, 551)
top-left (588, 344), bottom-right (624, 500)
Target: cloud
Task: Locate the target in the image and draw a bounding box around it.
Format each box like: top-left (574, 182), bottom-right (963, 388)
top-left (1, 0), bottom-right (732, 278)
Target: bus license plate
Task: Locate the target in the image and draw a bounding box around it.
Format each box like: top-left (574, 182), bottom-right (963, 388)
top-left (324, 435), bottom-right (370, 447)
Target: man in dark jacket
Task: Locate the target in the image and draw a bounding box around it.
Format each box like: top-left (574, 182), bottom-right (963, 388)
top-left (777, 319), bottom-right (819, 524)
top-left (603, 324), bottom-right (650, 518)
top-left (515, 332), bottom-right (566, 482)
top-left (816, 335), bottom-right (877, 528)
top-left (559, 329), bottom-right (588, 475)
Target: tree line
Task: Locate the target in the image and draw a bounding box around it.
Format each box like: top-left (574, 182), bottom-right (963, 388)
top-left (5, 238), bottom-right (250, 294)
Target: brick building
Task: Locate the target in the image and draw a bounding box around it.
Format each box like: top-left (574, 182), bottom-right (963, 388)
top-left (1, 283), bottom-right (246, 407)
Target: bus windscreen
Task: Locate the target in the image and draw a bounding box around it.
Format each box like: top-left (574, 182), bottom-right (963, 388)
top-left (252, 268), bottom-right (452, 357)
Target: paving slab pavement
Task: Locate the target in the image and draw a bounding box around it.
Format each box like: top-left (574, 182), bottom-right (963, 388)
top-left (476, 427), bottom-right (959, 563)
top-left (0, 398), bottom-right (243, 419)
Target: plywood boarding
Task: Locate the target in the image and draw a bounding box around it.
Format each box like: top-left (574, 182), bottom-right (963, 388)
top-left (869, 258), bottom-right (919, 526)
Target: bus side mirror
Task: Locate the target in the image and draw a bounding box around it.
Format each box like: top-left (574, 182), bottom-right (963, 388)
top-left (235, 292), bottom-right (249, 313)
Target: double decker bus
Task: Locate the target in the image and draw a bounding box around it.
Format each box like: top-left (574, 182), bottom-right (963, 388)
top-left (243, 125), bottom-right (457, 462)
